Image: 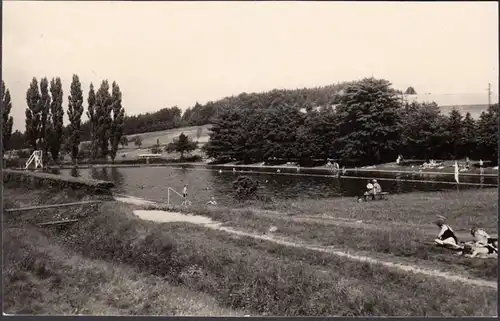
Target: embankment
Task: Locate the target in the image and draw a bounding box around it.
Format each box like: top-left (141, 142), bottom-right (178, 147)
top-left (3, 169), bottom-right (115, 194)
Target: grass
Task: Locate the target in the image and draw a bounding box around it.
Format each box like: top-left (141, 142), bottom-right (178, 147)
top-left (180, 188), bottom-right (497, 281)
top-left (4, 186), bottom-right (498, 316)
top-left (210, 188), bottom-right (498, 230)
top-left (3, 226), bottom-right (242, 316)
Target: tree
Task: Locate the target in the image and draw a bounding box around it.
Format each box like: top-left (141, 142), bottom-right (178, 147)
top-left (166, 132), bottom-right (197, 160)
top-left (133, 136), bottom-right (142, 148)
top-left (461, 112), bottom-right (476, 158)
top-left (400, 102), bottom-right (447, 160)
top-left (205, 106), bottom-right (244, 161)
top-left (196, 126), bottom-right (203, 142)
top-left (86, 83), bottom-right (99, 160)
top-left (476, 104), bottom-right (499, 164)
top-left (95, 80), bottom-right (112, 159)
top-left (67, 74), bottom-right (84, 164)
top-left (446, 109), bottom-right (464, 159)
top-left (39, 77), bottom-right (51, 164)
top-left (405, 87), bottom-right (417, 95)
top-left (48, 77), bottom-right (64, 163)
top-left (120, 136), bottom-right (128, 149)
top-left (335, 77), bottom-right (402, 165)
top-left (25, 78), bottom-right (42, 153)
top-left (109, 81), bottom-right (125, 163)
top-left (1, 81), bottom-right (14, 152)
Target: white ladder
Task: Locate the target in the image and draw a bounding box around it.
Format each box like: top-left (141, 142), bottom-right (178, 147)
top-left (25, 150), bottom-right (43, 169)
top-left (167, 187), bottom-right (192, 207)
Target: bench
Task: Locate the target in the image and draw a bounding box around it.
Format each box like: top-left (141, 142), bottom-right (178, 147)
top-left (358, 192), bottom-right (389, 202)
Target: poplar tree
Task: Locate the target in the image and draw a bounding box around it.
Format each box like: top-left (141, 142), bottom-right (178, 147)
top-left (95, 80), bottom-right (112, 159)
top-left (1, 81), bottom-right (14, 152)
top-left (48, 77), bottom-right (64, 163)
top-left (109, 82), bottom-right (125, 162)
top-left (86, 83), bottom-right (99, 160)
top-left (67, 75), bottom-right (84, 164)
top-left (25, 78), bottom-right (42, 153)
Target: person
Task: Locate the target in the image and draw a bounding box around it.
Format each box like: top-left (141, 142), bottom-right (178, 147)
top-left (207, 196), bottom-right (217, 206)
top-left (364, 180), bottom-right (374, 201)
top-left (181, 184), bottom-right (188, 206)
top-left (372, 179), bottom-right (382, 195)
top-left (434, 216), bottom-right (462, 250)
top-left (470, 226), bottom-right (498, 253)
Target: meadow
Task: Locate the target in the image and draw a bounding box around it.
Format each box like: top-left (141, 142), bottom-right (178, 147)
top-left (3, 182), bottom-right (498, 316)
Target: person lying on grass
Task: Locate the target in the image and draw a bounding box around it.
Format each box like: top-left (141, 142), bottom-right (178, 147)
top-left (434, 216), bottom-right (462, 250)
top-left (470, 226), bottom-right (498, 253)
top-left (460, 242), bottom-right (498, 258)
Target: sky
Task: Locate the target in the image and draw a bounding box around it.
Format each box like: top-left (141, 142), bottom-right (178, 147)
top-left (2, 1), bottom-right (498, 131)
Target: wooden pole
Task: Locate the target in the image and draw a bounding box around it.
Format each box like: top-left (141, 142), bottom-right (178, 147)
top-left (39, 219), bottom-right (79, 227)
top-left (5, 200), bottom-right (102, 213)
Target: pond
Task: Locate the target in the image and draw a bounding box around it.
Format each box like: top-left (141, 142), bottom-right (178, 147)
top-left (59, 165), bottom-right (498, 206)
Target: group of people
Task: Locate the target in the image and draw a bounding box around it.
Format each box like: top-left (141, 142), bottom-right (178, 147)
top-left (434, 216), bottom-right (498, 257)
top-left (363, 179), bottom-right (382, 201)
top-left (180, 184), bottom-right (218, 206)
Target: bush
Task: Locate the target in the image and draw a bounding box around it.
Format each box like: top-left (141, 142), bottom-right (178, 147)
top-left (150, 146), bottom-right (162, 154)
top-left (232, 176), bottom-right (259, 200)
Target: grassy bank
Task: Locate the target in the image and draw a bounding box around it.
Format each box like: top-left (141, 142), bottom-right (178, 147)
top-left (3, 225), bottom-right (242, 316)
top-left (4, 186), bottom-right (497, 316)
top-left (211, 188), bottom-right (498, 230)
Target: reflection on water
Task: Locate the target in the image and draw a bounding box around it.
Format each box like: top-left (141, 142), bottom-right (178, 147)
top-left (61, 166), bottom-right (498, 206)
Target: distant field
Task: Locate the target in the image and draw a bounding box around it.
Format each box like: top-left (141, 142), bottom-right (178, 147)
top-left (126, 124), bottom-right (212, 147)
top-left (439, 104), bottom-right (489, 119)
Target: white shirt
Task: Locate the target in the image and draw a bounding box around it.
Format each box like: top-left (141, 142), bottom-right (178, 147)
top-left (473, 229), bottom-right (490, 244)
top-left (183, 187), bottom-right (187, 194)
top-left (366, 183), bottom-right (374, 190)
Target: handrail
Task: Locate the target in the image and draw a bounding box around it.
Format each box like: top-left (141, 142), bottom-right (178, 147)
top-left (167, 187), bottom-right (192, 206)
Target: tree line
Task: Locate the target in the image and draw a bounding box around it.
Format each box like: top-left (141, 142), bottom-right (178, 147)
top-left (2, 76), bottom-right (497, 167)
top-left (6, 75), bottom-right (126, 164)
top-left (204, 77), bottom-right (498, 166)
top-left (3, 81), bottom-right (366, 150)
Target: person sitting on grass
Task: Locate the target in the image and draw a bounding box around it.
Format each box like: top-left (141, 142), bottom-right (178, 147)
top-left (363, 180), bottom-right (375, 201)
top-left (434, 216), bottom-right (462, 250)
top-left (372, 179), bottom-right (382, 195)
top-left (470, 226), bottom-right (498, 253)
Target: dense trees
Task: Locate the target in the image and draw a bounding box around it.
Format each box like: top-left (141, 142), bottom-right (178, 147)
top-left (5, 75), bottom-right (498, 167)
top-left (334, 78), bottom-right (401, 164)
top-left (205, 78), bottom-right (499, 166)
top-left (15, 75), bottom-right (125, 166)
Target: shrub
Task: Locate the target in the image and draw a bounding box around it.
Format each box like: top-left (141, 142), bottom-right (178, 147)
top-left (232, 176), bottom-right (259, 200)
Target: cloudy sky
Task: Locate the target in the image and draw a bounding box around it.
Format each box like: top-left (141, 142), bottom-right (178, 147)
top-left (2, 1), bottom-right (498, 131)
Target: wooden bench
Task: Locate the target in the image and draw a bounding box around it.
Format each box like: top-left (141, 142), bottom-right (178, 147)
top-left (358, 192), bottom-right (389, 202)
top-left (373, 192), bottom-right (389, 200)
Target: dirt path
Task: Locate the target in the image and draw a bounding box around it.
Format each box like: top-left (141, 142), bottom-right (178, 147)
top-left (120, 196), bottom-right (497, 289)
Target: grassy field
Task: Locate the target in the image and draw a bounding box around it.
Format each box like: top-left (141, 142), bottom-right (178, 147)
top-left (170, 188), bottom-right (498, 281)
top-left (3, 185), bottom-right (498, 316)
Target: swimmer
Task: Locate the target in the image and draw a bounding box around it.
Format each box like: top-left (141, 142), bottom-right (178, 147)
top-left (207, 196), bottom-right (217, 206)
